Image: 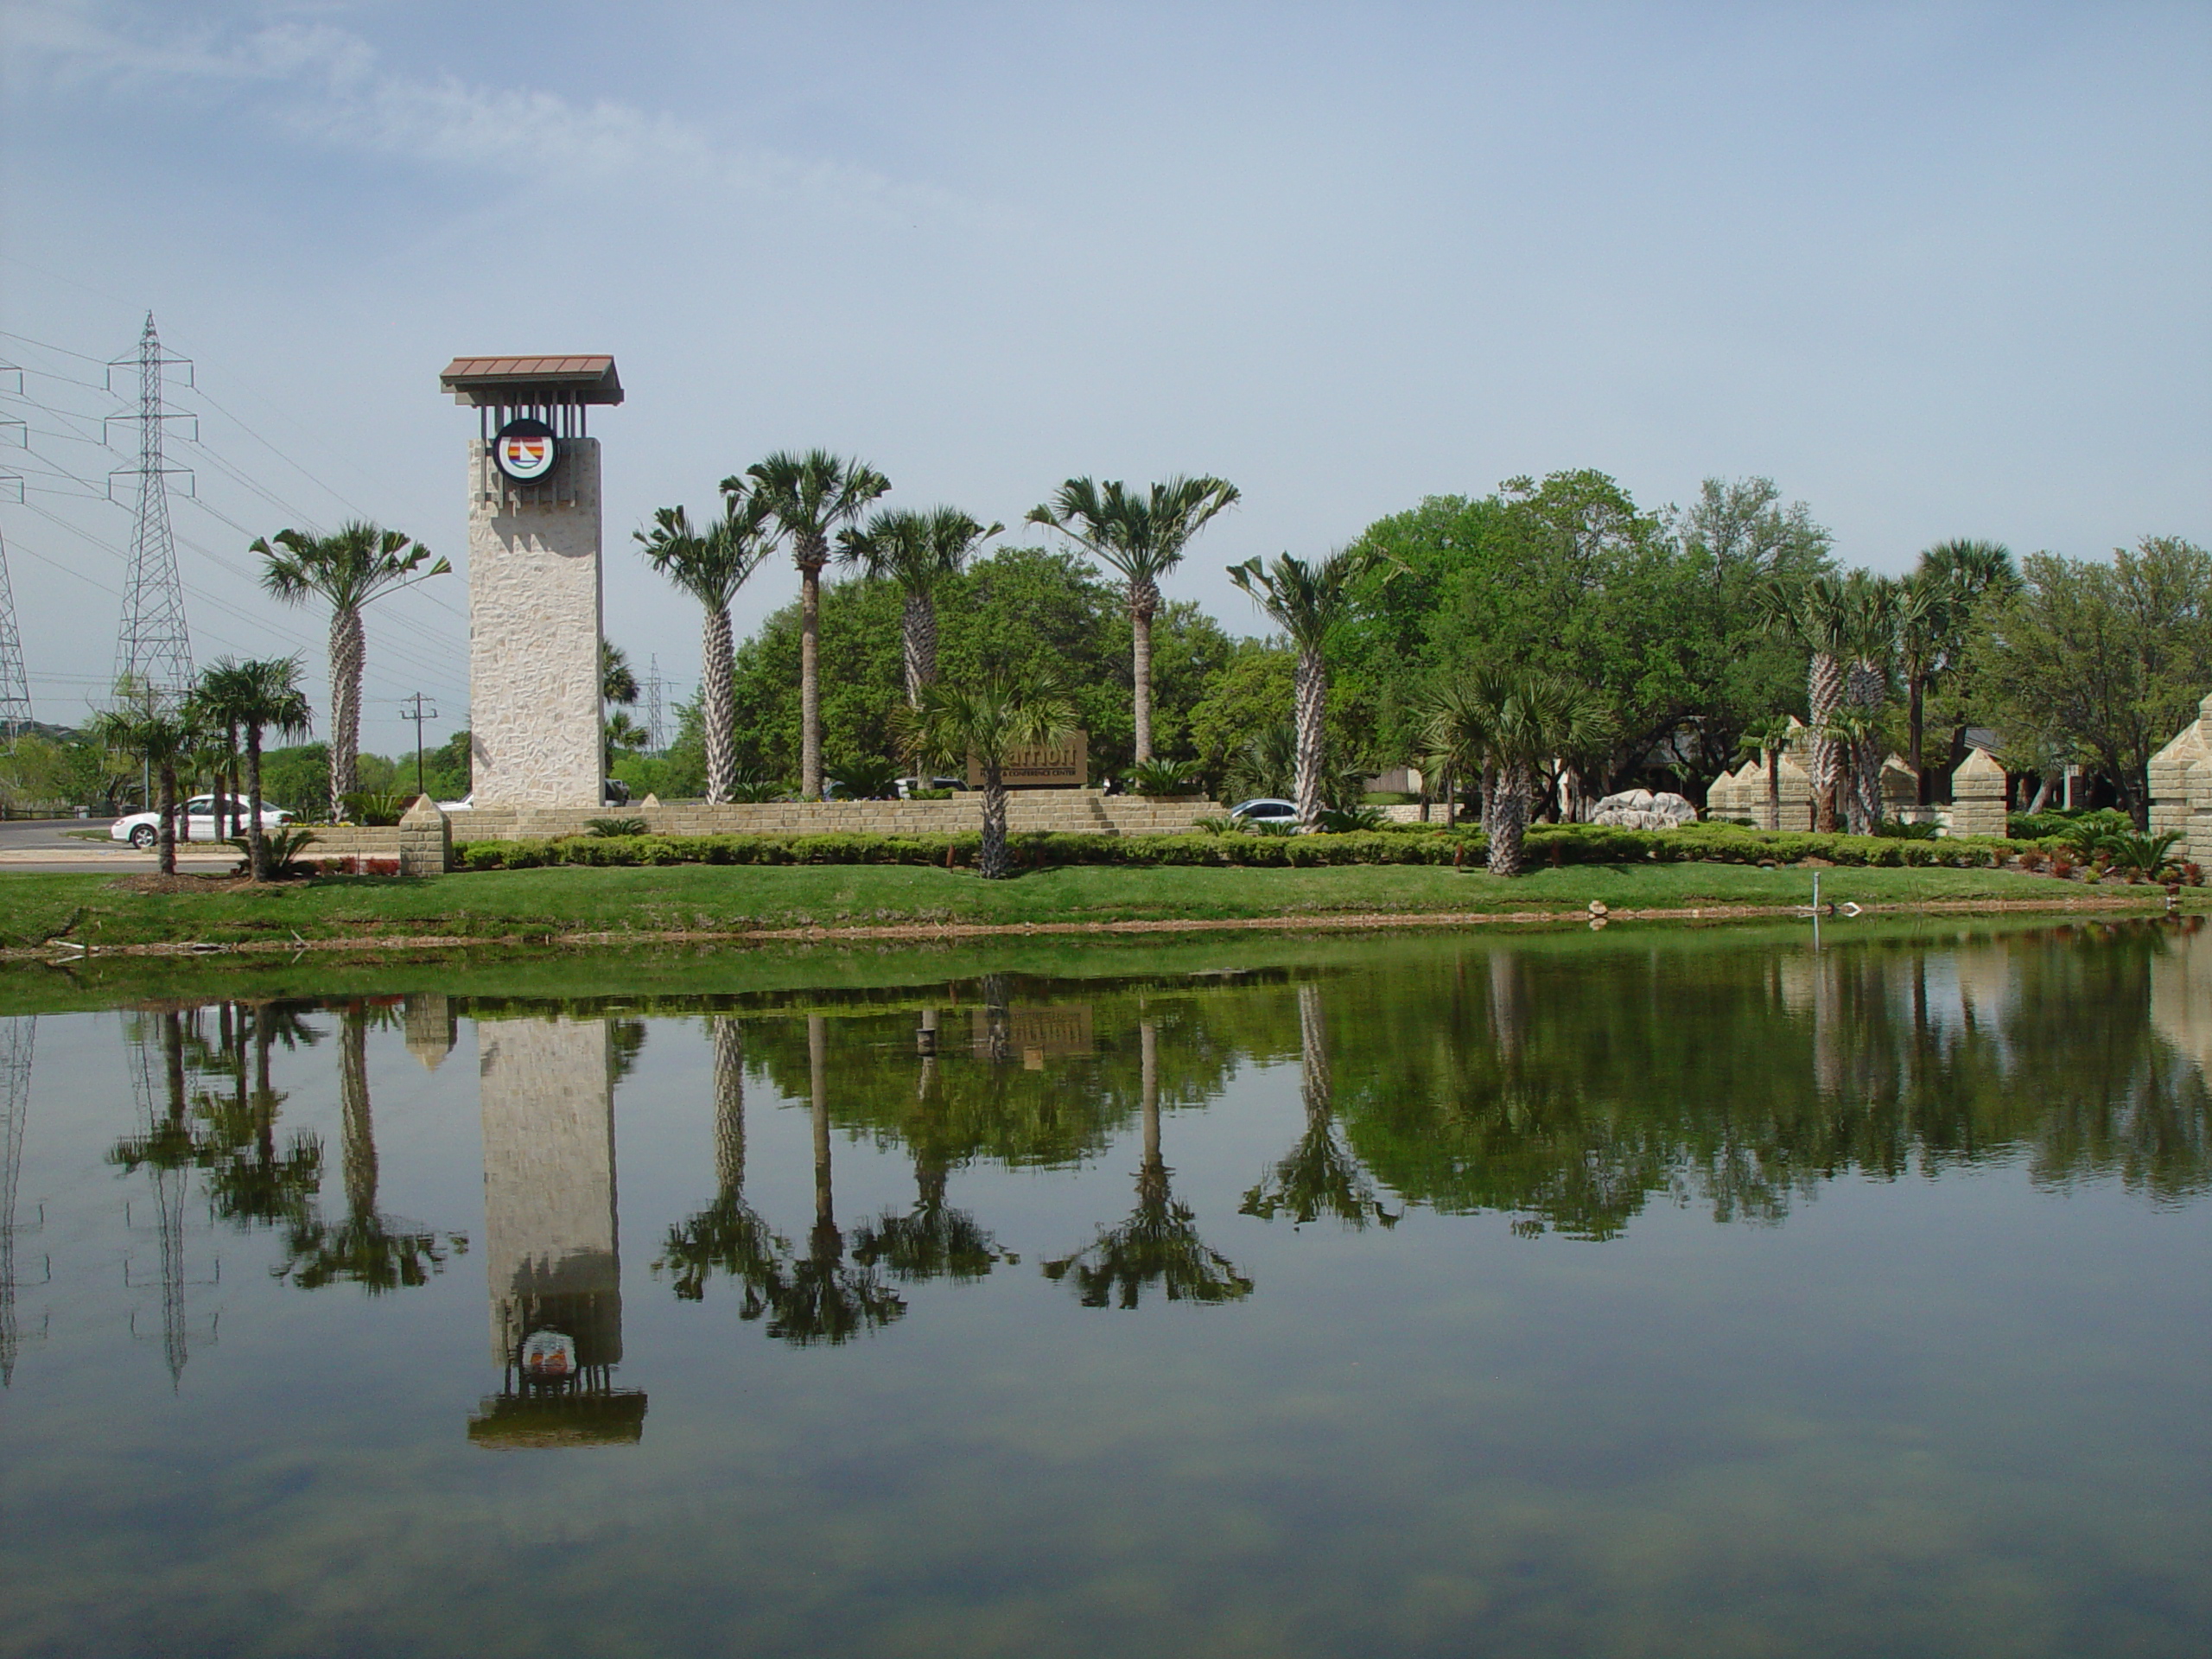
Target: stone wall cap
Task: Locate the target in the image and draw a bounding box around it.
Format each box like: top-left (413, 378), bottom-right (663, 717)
top-left (1955, 747), bottom-right (2006, 777)
top-left (399, 794), bottom-right (448, 826)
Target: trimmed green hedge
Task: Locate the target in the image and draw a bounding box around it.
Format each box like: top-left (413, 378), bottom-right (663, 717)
top-left (455, 822), bottom-right (2047, 874)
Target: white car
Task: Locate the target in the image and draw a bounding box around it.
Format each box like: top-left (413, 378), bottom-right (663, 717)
top-left (110, 796), bottom-right (292, 849)
top-left (1229, 798), bottom-right (1299, 825)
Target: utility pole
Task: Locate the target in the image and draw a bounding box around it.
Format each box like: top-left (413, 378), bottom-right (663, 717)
top-left (106, 315), bottom-right (195, 705)
top-left (399, 694), bottom-right (439, 798)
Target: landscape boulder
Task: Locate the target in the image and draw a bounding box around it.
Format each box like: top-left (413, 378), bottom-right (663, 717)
top-left (1589, 788), bottom-right (1698, 830)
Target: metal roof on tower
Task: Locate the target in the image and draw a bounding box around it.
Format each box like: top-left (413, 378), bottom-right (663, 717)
top-left (439, 355), bottom-right (623, 405)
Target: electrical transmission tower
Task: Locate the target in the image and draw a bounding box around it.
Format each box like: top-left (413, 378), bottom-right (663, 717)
top-left (105, 315), bottom-right (195, 704)
top-left (0, 362), bottom-right (28, 735)
top-left (645, 653), bottom-right (665, 753)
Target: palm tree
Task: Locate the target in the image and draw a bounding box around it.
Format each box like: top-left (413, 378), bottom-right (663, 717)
top-left (838, 505), bottom-right (1001, 707)
top-left (1027, 474), bottom-right (1239, 764)
top-left (1757, 573), bottom-right (1859, 832)
top-left (601, 641), bottom-right (639, 709)
top-left (1241, 983), bottom-right (1397, 1229)
top-left (1843, 575), bottom-right (1897, 834)
top-left (1043, 1019), bottom-right (1252, 1308)
top-left (899, 667), bottom-right (1078, 878)
top-left (1421, 669), bottom-right (1612, 876)
top-left (1897, 540), bottom-right (2017, 803)
top-left (635, 495), bottom-right (776, 803)
top-left (194, 657), bottom-right (313, 879)
top-left (92, 696), bottom-right (200, 875)
top-left (1227, 546), bottom-right (1388, 831)
top-left (741, 451), bottom-right (892, 800)
top-left (253, 521), bottom-right (449, 818)
top-left (655, 1018), bottom-right (791, 1313)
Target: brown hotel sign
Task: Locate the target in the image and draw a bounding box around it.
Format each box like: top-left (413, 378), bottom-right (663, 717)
top-left (968, 734), bottom-right (1088, 789)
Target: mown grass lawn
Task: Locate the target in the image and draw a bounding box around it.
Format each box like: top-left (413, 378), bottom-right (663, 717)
top-left (0, 860), bottom-right (2163, 949)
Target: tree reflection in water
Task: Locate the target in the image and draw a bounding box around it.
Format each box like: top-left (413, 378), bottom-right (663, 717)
top-left (1241, 983), bottom-right (1398, 1230)
top-left (851, 1007), bottom-right (1007, 1285)
top-left (277, 1002), bottom-right (462, 1294)
top-left (655, 1017), bottom-right (791, 1316)
top-left (1044, 1019), bottom-right (1252, 1308)
top-left (764, 1014), bottom-right (906, 1345)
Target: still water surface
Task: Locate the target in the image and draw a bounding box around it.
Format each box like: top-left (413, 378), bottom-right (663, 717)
top-left (0, 922), bottom-right (2207, 1656)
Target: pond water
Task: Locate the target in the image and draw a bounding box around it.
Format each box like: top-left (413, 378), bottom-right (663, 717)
top-left (0, 920), bottom-right (2207, 1657)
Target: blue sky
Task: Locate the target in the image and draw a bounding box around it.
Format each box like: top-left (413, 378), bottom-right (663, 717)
top-left (3, 0), bottom-right (2207, 751)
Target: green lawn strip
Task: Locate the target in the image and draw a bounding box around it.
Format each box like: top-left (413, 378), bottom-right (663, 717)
top-left (0, 908), bottom-right (2165, 1017)
top-left (0, 861), bottom-right (2166, 953)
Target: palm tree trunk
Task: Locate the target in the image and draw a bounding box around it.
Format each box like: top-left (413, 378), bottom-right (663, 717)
top-left (1486, 763), bottom-right (1530, 876)
top-left (156, 761), bottom-right (178, 876)
top-left (210, 733), bottom-right (230, 844)
top-left (1130, 583), bottom-right (1157, 765)
top-left (244, 724), bottom-right (268, 880)
top-left (701, 603), bottom-right (736, 803)
top-left (329, 606), bottom-right (364, 818)
top-left (979, 766), bottom-right (1010, 879)
top-left (1808, 651), bottom-right (1842, 834)
top-left (798, 539), bottom-right (827, 801)
top-left (1764, 749), bottom-right (1781, 834)
top-left (1908, 674), bottom-right (1928, 806)
top-left (339, 1007), bottom-right (374, 1224)
top-left (1293, 645), bottom-right (1326, 832)
top-left (902, 591), bottom-right (936, 708)
top-left (712, 1017), bottom-right (744, 1200)
top-left (1847, 658), bottom-right (1885, 833)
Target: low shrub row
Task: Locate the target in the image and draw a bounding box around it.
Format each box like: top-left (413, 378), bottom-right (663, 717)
top-left (454, 821), bottom-right (2050, 874)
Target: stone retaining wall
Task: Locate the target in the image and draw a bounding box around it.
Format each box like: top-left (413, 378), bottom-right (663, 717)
top-left (448, 790), bottom-right (1216, 845)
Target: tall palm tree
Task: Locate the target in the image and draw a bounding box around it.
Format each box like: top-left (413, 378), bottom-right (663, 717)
top-left (838, 505), bottom-right (1001, 707)
top-left (1897, 540), bottom-right (2017, 802)
top-left (635, 495), bottom-right (776, 803)
top-left (1043, 1019), bottom-right (1252, 1308)
top-left (899, 667), bottom-right (1078, 878)
top-left (1227, 545), bottom-right (1388, 831)
top-left (253, 522), bottom-right (448, 818)
top-left (1757, 573), bottom-right (1859, 832)
top-left (1843, 575), bottom-right (1897, 834)
top-left (1027, 474), bottom-right (1239, 764)
top-left (194, 657), bottom-right (313, 879)
top-left (740, 451), bottom-right (892, 800)
top-left (92, 696), bottom-right (200, 875)
top-left (1421, 669), bottom-right (1612, 876)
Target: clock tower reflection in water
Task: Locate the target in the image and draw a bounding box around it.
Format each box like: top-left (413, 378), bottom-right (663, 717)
top-left (467, 1016), bottom-right (645, 1447)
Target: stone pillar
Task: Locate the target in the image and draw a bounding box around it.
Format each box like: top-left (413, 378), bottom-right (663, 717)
top-left (2148, 693), bottom-right (2212, 838)
top-left (1950, 747), bottom-right (2009, 838)
top-left (397, 795), bottom-right (452, 876)
top-left (2188, 759), bottom-right (2212, 872)
top-left (468, 437), bottom-right (605, 809)
top-left (1774, 754), bottom-right (1814, 831)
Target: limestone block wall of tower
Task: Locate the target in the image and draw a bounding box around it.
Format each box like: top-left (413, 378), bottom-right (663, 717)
top-left (467, 438), bottom-right (605, 810)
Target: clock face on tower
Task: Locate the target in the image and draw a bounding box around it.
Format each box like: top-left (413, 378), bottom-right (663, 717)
top-left (493, 417), bottom-right (558, 481)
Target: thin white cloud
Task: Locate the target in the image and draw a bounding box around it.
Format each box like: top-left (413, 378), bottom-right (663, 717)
top-left (8, 1), bottom-right (980, 219)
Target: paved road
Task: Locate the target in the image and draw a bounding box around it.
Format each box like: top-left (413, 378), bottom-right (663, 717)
top-left (0, 817), bottom-right (238, 874)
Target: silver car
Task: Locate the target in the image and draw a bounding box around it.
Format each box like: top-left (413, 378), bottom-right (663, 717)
top-left (109, 796), bottom-right (292, 850)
